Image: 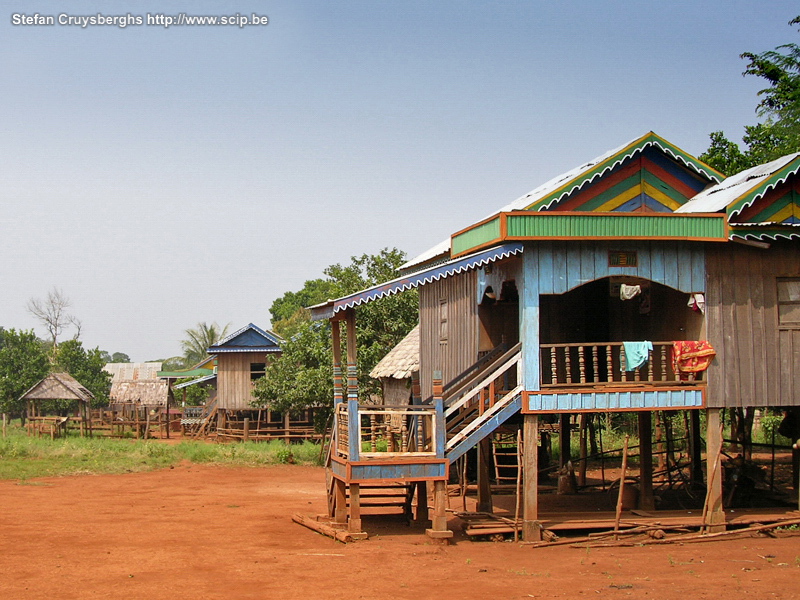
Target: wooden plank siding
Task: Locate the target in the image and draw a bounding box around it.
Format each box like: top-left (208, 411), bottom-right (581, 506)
top-left (419, 270), bottom-right (479, 401)
top-left (705, 241), bottom-right (800, 407)
top-left (216, 352), bottom-right (268, 409)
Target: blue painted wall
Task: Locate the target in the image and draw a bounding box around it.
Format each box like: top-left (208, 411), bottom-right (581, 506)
top-left (520, 240), bottom-right (706, 395)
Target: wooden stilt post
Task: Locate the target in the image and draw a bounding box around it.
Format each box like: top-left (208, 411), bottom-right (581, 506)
top-left (477, 437), bottom-right (493, 513)
top-left (705, 408), bottom-right (726, 533)
top-left (559, 413), bottom-right (571, 466)
top-left (348, 482), bottom-right (362, 533)
top-left (522, 414), bottom-right (541, 541)
top-left (243, 417), bottom-right (250, 442)
top-left (638, 411), bottom-right (655, 511)
top-left (690, 409), bottom-right (703, 485)
top-left (426, 479), bottom-right (452, 542)
top-left (414, 481), bottom-right (429, 524)
top-left (579, 413), bottom-right (588, 487)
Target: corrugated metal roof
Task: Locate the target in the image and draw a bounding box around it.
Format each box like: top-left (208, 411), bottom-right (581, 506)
top-left (402, 132), bottom-right (722, 272)
top-left (103, 362), bottom-right (163, 382)
top-left (310, 243), bottom-right (524, 321)
top-left (370, 325), bottom-right (419, 380)
top-left (676, 153), bottom-right (800, 218)
top-left (110, 379), bottom-right (169, 405)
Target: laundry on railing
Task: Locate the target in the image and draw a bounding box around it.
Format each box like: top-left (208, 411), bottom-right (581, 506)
top-left (672, 340), bottom-right (715, 377)
top-left (622, 341), bottom-right (653, 371)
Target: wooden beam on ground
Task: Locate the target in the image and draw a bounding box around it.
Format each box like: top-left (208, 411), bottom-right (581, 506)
top-left (291, 514), bottom-right (366, 543)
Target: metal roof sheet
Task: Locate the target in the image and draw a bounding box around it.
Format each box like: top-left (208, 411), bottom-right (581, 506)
top-left (310, 243), bottom-right (524, 321)
top-left (403, 132), bottom-right (721, 271)
top-left (676, 153), bottom-right (800, 218)
top-left (174, 374), bottom-right (217, 389)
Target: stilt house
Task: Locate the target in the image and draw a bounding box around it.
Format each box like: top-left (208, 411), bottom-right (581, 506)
top-left (310, 133), bottom-right (800, 540)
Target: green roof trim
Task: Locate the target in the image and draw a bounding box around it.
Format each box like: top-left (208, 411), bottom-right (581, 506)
top-left (157, 368), bottom-right (214, 379)
top-left (451, 212), bottom-right (728, 257)
top-left (451, 217), bottom-right (501, 256)
top-left (527, 132), bottom-right (724, 212)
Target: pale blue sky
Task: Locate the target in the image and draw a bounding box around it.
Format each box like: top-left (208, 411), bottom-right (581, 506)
top-left (1, 1), bottom-right (797, 361)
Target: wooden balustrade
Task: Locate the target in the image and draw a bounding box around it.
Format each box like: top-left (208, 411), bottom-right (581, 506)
top-left (336, 403), bottom-right (438, 459)
top-left (540, 342), bottom-right (702, 387)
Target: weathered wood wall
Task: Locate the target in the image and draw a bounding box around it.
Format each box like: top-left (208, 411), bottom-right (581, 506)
top-left (419, 270), bottom-right (479, 400)
top-left (216, 352), bottom-right (268, 410)
top-left (706, 241), bottom-right (800, 407)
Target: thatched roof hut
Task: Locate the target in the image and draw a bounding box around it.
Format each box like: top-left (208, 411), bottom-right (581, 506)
top-left (370, 325), bottom-right (419, 405)
top-left (103, 362), bottom-right (169, 406)
top-left (20, 372), bottom-right (94, 404)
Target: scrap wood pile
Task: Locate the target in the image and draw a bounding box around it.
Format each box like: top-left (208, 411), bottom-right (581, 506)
top-left (457, 511), bottom-right (800, 548)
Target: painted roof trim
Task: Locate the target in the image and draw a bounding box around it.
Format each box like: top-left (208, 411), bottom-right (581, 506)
top-left (730, 224), bottom-right (800, 242)
top-left (310, 243), bottom-right (524, 321)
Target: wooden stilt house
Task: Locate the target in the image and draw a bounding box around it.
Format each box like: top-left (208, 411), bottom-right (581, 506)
top-left (310, 133), bottom-right (800, 540)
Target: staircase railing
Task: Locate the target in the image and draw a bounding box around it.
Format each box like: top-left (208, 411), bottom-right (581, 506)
top-left (443, 344), bottom-right (523, 462)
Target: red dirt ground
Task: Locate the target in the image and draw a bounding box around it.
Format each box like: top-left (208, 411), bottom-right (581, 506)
top-left (1, 464), bottom-right (798, 600)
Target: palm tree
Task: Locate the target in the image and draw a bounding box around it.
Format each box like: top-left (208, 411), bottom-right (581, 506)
top-left (181, 322), bottom-right (230, 367)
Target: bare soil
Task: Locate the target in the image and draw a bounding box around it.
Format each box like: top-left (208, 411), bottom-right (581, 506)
top-left (1, 463), bottom-right (799, 600)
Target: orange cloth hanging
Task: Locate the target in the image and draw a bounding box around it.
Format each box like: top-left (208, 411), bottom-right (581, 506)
top-left (672, 341), bottom-right (716, 374)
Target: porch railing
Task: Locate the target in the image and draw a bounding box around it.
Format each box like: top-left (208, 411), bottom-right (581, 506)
top-left (540, 342), bottom-right (703, 387)
top-left (335, 402), bottom-right (440, 460)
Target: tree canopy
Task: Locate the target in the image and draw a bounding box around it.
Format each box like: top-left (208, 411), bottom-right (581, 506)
top-left (54, 339), bottom-right (112, 408)
top-left (180, 321), bottom-right (230, 368)
top-left (252, 248), bottom-right (418, 426)
top-left (700, 16), bottom-right (800, 175)
top-left (0, 329), bottom-right (50, 416)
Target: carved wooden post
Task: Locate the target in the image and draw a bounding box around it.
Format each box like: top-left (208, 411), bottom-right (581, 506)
top-left (427, 370), bottom-right (452, 542)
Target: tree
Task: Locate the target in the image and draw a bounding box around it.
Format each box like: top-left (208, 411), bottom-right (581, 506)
top-left (0, 329), bottom-right (49, 417)
top-left (700, 16), bottom-right (800, 175)
top-left (99, 351), bottom-right (132, 364)
top-left (180, 322), bottom-right (230, 367)
top-left (26, 288), bottom-right (82, 352)
top-left (53, 340), bottom-right (112, 408)
top-left (253, 248), bottom-right (418, 428)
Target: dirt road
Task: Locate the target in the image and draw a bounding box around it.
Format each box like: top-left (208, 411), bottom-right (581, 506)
top-left (0, 464), bottom-right (798, 599)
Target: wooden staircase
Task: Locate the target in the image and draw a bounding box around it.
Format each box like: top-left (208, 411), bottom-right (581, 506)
top-left (443, 343), bottom-right (523, 462)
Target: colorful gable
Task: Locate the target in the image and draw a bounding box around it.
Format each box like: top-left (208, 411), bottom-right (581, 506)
top-left (521, 133), bottom-right (722, 213)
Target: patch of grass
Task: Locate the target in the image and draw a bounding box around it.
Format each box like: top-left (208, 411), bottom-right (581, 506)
top-left (0, 425), bottom-right (323, 480)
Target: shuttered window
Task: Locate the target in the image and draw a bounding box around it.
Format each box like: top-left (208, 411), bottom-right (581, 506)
top-left (777, 278), bottom-right (800, 328)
